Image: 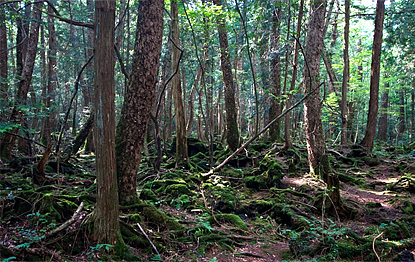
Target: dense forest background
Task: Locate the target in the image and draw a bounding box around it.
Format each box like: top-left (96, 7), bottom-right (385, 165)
top-left (1, 0), bottom-right (415, 261)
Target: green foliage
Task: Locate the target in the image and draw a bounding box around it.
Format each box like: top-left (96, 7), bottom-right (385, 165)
top-left (87, 244), bottom-right (114, 259)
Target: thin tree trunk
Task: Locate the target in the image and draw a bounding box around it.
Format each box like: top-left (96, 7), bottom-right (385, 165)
top-left (0, 0), bottom-right (7, 114)
top-left (283, 0), bottom-right (304, 150)
top-left (341, 0), bottom-right (350, 145)
top-left (213, 0), bottom-right (239, 151)
top-left (361, 0), bottom-right (385, 152)
top-left (171, 0), bottom-right (188, 163)
top-left (377, 84), bottom-right (389, 141)
top-left (398, 90), bottom-right (405, 137)
top-left (269, 1), bottom-right (283, 143)
top-left (0, 2), bottom-right (43, 160)
top-left (42, 4), bottom-right (58, 145)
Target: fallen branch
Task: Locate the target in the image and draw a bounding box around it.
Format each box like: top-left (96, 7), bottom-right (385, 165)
top-left (46, 202), bottom-right (84, 238)
top-left (373, 231), bottom-right (384, 262)
top-left (137, 222), bottom-right (162, 261)
top-left (202, 85), bottom-right (320, 177)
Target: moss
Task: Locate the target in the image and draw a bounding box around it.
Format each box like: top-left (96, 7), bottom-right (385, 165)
top-left (190, 152), bottom-right (207, 162)
top-left (142, 205), bottom-right (185, 231)
top-left (249, 200), bottom-right (273, 214)
top-left (139, 189), bottom-right (157, 202)
top-left (244, 175), bottom-right (267, 190)
top-left (208, 213), bottom-right (248, 231)
top-left (363, 156), bottom-right (379, 166)
top-left (164, 184), bottom-right (192, 197)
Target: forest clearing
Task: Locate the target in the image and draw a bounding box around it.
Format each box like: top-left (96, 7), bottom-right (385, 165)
top-left (1, 0), bottom-right (415, 261)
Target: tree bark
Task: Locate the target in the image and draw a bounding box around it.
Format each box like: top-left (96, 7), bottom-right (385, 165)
top-left (377, 84), bottom-right (389, 141)
top-left (213, 0), bottom-right (239, 151)
top-left (171, 0), bottom-right (188, 163)
top-left (341, 0), bottom-right (350, 145)
top-left (0, 0), bottom-right (7, 111)
top-left (0, 2), bottom-right (43, 160)
top-left (93, 0), bottom-right (122, 247)
top-left (115, 0), bottom-right (164, 206)
top-left (283, 0), bottom-right (304, 150)
top-left (361, 0), bottom-right (385, 152)
top-left (269, 1), bottom-right (283, 143)
top-left (398, 90), bottom-right (405, 137)
top-left (41, 4), bottom-right (58, 145)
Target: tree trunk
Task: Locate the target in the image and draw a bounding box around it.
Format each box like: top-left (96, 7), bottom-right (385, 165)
top-left (41, 4), bottom-right (58, 145)
top-left (115, 0), bottom-right (164, 206)
top-left (213, 0), bottom-right (239, 151)
top-left (171, 0), bottom-right (188, 164)
top-left (377, 84), bottom-right (389, 141)
top-left (341, 0), bottom-right (350, 145)
top-left (84, 0), bottom-right (95, 154)
top-left (0, 0), bottom-right (7, 113)
top-left (283, 0), bottom-right (304, 150)
top-left (303, 0), bottom-right (343, 213)
top-left (398, 90), bottom-right (405, 137)
top-left (0, 2), bottom-right (43, 160)
top-left (269, 2), bottom-right (283, 143)
top-left (93, 0), bottom-right (122, 247)
top-left (361, 0), bottom-right (385, 152)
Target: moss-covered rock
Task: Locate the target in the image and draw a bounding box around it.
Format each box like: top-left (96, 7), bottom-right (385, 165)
top-left (164, 184), bottom-right (192, 197)
top-left (139, 189), bottom-right (157, 202)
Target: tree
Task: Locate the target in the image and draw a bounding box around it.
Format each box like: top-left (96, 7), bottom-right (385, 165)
top-left (41, 4), bottom-right (58, 145)
top-left (283, 0), bottom-right (304, 150)
top-left (171, 0), bottom-right (188, 164)
top-left (303, 0), bottom-right (344, 213)
top-left (1, 2), bottom-right (43, 160)
top-left (377, 83), bottom-right (389, 141)
top-left (269, 1), bottom-right (282, 142)
top-left (93, 0), bottom-right (122, 247)
top-left (212, 0), bottom-right (239, 151)
top-left (361, 0), bottom-right (385, 152)
top-left (341, 0), bottom-right (350, 145)
top-left (115, 0), bottom-right (164, 206)
top-left (0, 0), bottom-right (7, 114)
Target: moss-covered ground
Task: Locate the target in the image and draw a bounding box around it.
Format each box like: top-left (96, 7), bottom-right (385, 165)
top-left (1, 140), bottom-right (415, 261)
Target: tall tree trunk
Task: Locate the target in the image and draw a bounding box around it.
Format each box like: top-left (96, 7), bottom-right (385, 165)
top-left (93, 0), bottom-right (122, 247)
top-left (304, 0), bottom-right (344, 213)
top-left (171, 0), bottom-right (188, 164)
top-left (213, 0), bottom-right (239, 151)
top-left (411, 89), bottom-right (414, 141)
top-left (269, 2), bottom-right (283, 143)
top-left (41, 4), bottom-right (58, 145)
top-left (115, 0), bottom-right (164, 206)
top-left (303, 0), bottom-right (327, 178)
top-left (377, 84), bottom-right (389, 141)
top-left (0, 0), bottom-right (7, 115)
top-left (341, 0), bottom-right (350, 145)
top-left (398, 90), bottom-right (405, 137)
top-left (0, 2), bottom-right (43, 160)
top-left (283, 0), bottom-right (304, 150)
top-left (361, 0), bottom-right (385, 152)
top-left (84, 0), bottom-right (95, 153)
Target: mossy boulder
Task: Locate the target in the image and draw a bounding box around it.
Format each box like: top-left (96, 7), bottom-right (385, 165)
top-left (139, 189), bottom-right (157, 202)
top-left (164, 184), bottom-right (192, 197)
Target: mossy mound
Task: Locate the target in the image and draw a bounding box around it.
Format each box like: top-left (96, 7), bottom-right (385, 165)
top-left (139, 189), bottom-right (157, 202)
top-left (244, 175), bottom-right (268, 189)
top-left (208, 213), bottom-right (248, 231)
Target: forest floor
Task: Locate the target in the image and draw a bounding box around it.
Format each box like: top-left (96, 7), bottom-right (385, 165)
top-left (1, 139), bottom-right (415, 261)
